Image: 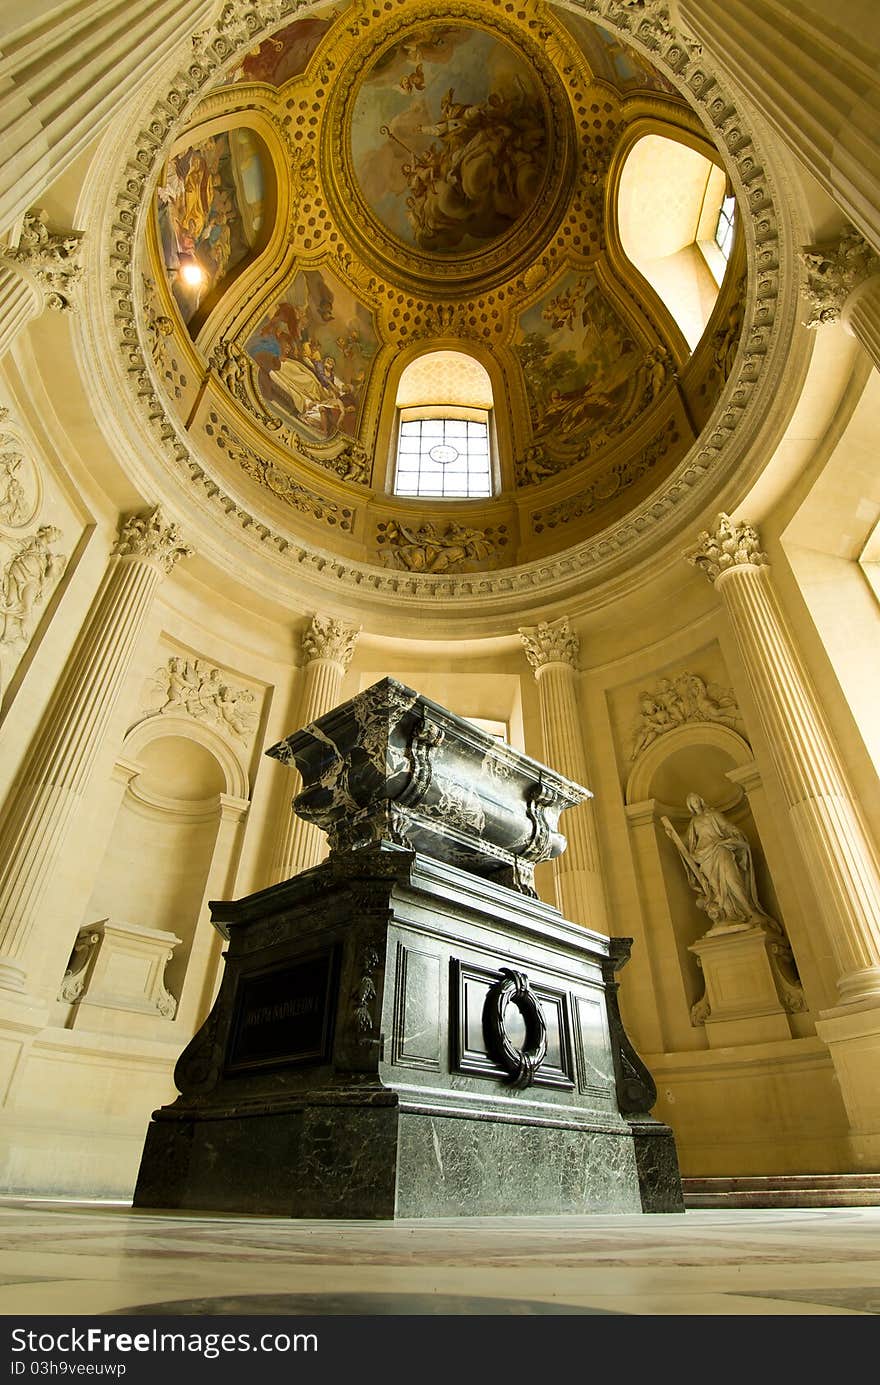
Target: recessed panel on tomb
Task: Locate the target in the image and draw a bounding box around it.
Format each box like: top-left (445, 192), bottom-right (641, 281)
top-left (225, 946), bottom-right (340, 1074)
top-left (451, 958), bottom-right (575, 1090)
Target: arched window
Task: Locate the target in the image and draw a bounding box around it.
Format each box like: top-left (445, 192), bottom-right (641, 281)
top-left (617, 133), bottom-right (732, 349)
top-left (392, 351), bottom-right (496, 499)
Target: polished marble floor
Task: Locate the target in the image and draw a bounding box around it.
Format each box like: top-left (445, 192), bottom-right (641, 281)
top-left (0, 1200), bottom-right (878, 1316)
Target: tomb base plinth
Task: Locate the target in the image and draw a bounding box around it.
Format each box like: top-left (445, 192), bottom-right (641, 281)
top-left (134, 845), bottom-right (683, 1217)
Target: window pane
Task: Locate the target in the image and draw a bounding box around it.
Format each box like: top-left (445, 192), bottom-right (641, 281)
top-left (393, 414), bottom-right (492, 498)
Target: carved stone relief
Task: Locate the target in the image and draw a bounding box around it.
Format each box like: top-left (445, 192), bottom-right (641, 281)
top-left (630, 670), bottom-right (743, 760)
top-left (375, 519), bottom-right (509, 574)
top-left (141, 655), bottom-right (259, 742)
top-left (0, 522), bottom-right (67, 645)
top-left (800, 225), bottom-right (880, 328)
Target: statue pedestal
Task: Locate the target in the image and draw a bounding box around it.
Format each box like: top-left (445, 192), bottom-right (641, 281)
top-left (689, 923), bottom-right (799, 1047)
top-left (133, 847), bottom-right (683, 1217)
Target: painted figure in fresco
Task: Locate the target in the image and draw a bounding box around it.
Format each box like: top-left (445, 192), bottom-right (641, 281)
top-left (247, 270), bottom-right (374, 441)
top-left (393, 85), bottom-right (545, 251)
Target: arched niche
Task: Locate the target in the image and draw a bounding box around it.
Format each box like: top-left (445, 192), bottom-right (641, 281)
top-left (84, 716), bottom-right (249, 1007)
top-left (625, 722), bottom-right (787, 1044)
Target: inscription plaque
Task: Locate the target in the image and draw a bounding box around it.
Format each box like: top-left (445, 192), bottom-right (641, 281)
top-left (226, 948), bottom-right (339, 1074)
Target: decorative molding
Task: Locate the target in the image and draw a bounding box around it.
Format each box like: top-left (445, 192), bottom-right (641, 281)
top-left (301, 613), bottom-right (360, 668)
top-left (375, 519), bottom-right (508, 573)
top-left (686, 512), bottom-right (767, 583)
top-left (3, 209), bottom-right (83, 312)
top-left (0, 523), bottom-right (67, 645)
top-left (205, 414), bottom-right (354, 531)
top-left (800, 225), bottom-right (880, 328)
top-left (519, 616), bottom-right (579, 671)
top-left (531, 421), bottom-right (679, 531)
top-left (630, 670), bottom-right (743, 760)
top-left (145, 655), bottom-right (259, 741)
top-left (112, 505), bottom-right (194, 574)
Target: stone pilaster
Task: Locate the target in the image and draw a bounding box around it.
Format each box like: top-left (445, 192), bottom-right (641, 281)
top-left (518, 617), bottom-right (607, 931)
top-left (0, 505), bottom-right (192, 997)
top-left (0, 209), bottom-right (81, 355)
top-left (267, 613), bottom-right (360, 886)
top-left (800, 225), bottom-right (880, 371)
top-left (687, 514), bottom-right (880, 1008)
top-left (675, 0), bottom-right (880, 255)
top-left (0, 0), bottom-right (218, 232)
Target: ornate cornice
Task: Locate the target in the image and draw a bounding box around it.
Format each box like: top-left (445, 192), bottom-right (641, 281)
top-left (301, 613), bottom-right (361, 668)
top-left (519, 616), bottom-right (579, 671)
top-left (800, 225), bottom-right (880, 328)
top-left (686, 512), bottom-right (767, 584)
top-left (112, 505), bottom-right (194, 574)
top-left (3, 209), bottom-right (83, 312)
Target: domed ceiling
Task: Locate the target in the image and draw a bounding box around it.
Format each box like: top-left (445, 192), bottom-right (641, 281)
top-left (133, 0), bottom-right (748, 583)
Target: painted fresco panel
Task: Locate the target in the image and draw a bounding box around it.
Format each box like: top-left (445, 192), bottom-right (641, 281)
top-left (223, 3), bottom-right (351, 87)
top-left (516, 271), bottom-right (646, 456)
top-left (157, 128), bottom-right (269, 325)
top-left (350, 24), bottom-right (548, 253)
top-left (246, 269), bottom-right (378, 442)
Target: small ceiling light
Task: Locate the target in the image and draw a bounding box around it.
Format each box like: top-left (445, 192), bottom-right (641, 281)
top-left (178, 256), bottom-right (204, 288)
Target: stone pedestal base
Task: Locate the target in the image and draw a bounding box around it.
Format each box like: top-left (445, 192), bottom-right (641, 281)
top-left (58, 919), bottom-right (180, 1031)
top-left (816, 1001), bottom-right (880, 1160)
top-left (134, 845), bottom-right (684, 1218)
top-left (690, 924), bottom-right (802, 1047)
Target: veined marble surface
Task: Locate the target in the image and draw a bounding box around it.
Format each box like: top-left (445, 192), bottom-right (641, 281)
top-left (0, 1201), bottom-right (878, 1316)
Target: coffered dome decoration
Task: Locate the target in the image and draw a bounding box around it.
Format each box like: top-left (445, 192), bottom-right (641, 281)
top-left (100, 0), bottom-right (788, 615)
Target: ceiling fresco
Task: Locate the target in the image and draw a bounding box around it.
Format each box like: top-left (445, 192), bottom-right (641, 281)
top-left (223, 2), bottom-right (353, 87)
top-left (157, 127), bottom-right (270, 325)
top-left (245, 267), bottom-right (378, 442)
top-left (140, 0), bottom-right (744, 576)
top-left (349, 24), bottom-right (549, 254)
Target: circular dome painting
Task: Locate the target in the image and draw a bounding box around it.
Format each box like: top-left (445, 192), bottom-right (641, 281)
top-left (349, 24), bottom-right (549, 254)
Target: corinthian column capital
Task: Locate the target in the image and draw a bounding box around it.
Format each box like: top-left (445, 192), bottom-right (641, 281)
top-left (2, 209), bottom-right (84, 314)
top-left (800, 226), bottom-right (880, 329)
top-left (687, 513), bottom-right (768, 585)
top-left (519, 617), bottom-right (580, 673)
top-left (112, 505), bottom-right (194, 574)
top-left (301, 613), bottom-right (361, 669)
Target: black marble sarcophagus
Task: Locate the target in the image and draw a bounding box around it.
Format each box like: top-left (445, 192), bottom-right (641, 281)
top-left (134, 678), bottom-right (683, 1217)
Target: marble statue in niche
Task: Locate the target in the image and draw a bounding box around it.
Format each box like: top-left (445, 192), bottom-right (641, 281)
top-left (0, 523), bottom-right (66, 644)
top-left (662, 794), bottom-right (780, 933)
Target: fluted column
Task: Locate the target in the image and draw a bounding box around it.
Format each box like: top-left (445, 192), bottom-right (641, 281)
top-left (0, 0), bottom-right (217, 233)
top-left (518, 617), bottom-right (607, 931)
top-left (267, 613), bottom-right (360, 886)
top-left (800, 225), bottom-right (880, 370)
top-left (674, 0), bottom-right (880, 254)
top-left (0, 505), bottom-right (192, 997)
top-left (688, 514), bottom-right (880, 1008)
